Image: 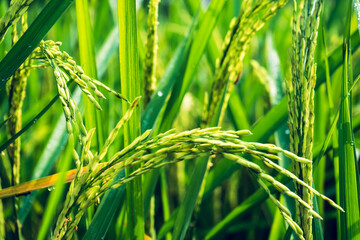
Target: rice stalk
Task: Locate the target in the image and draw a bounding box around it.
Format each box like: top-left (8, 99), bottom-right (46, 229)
top-left (34, 42), bottom-right (132, 239)
top-left (0, 1), bottom-right (355, 239)
top-left (144, 0), bottom-right (161, 105)
top-left (285, 0), bottom-right (322, 239)
top-left (49, 123), bottom-right (342, 239)
top-left (52, 97), bottom-right (140, 240)
top-left (202, 0), bottom-right (288, 127)
top-left (35, 38), bottom-right (130, 170)
top-left (40, 42), bottom-right (86, 168)
top-left (35, 40), bottom-right (129, 104)
top-left (34, 39), bottom-right (129, 165)
top-left (180, 2), bottom-right (288, 238)
top-left (150, 1), bottom-right (226, 236)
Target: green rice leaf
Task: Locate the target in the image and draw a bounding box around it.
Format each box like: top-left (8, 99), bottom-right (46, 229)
top-left (157, 0), bottom-right (227, 131)
top-left (37, 136), bottom-right (74, 240)
top-left (205, 175), bottom-right (288, 239)
top-left (82, 171), bottom-right (126, 240)
top-left (141, 38), bottom-right (191, 132)
top-left (118, 1), bottom-right (144, 239)
top-left (172, 156), bottom-right (208, 240)
top-left (338, 3), bottom-right (360, 239)
top-left (0, 0), bottom-right (74, 90)
top-left (76, 0), bottom-right (103, 150)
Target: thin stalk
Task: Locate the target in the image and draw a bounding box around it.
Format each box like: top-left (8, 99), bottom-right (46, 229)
top-left (118, 1), bottom-right (144, 239)
top-left (322, 18), bottom-right (340, 240)
top-left (160, 169), bottom-right (172, 240)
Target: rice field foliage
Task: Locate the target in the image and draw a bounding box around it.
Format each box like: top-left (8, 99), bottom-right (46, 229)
top-left (0, 0), bottom-right (358, 239)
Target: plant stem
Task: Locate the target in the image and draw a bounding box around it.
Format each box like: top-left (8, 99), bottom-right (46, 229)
top-left (118, 1), bottom-right (144, 239)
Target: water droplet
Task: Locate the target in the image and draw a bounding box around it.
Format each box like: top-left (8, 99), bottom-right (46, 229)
top-left (48, 186), bottom-right (55, 191)
top-left (157, 91), bottom-right (163, 97)
top-left (285, 129), bottom-right (290, 135)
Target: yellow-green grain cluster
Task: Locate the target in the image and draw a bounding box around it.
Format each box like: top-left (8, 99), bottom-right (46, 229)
top-left (5, 12), bottom-right (30, 238)
top-left (144, 0), bottom-right (161, 105)
top-left (39, 41), bottom-right (84, 166)
top-left (286, 0), bottom-right (322, 239)
top-left (52, 122), bottom-right (342, 239)
top-left (36, 40), bottom-right (129, 107)
top-left (35, 40), bottom-right (129, 166)
top-left (53, 97), bottom-right (141, 240)
top-left (202, 0), bottom-right (288, 127)
top-left (6, 12), bottom-right (29, 187)
top-left (0, 0), bottom-right (34, 43)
